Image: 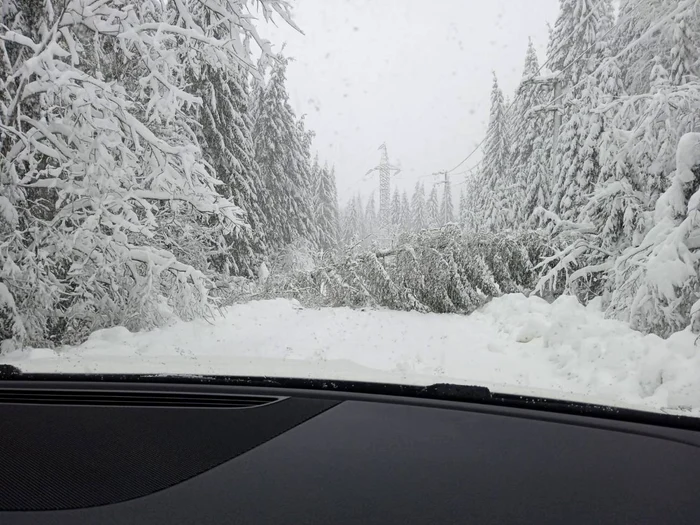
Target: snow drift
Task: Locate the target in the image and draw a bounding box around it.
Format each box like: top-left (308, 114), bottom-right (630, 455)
top-left (3, 293), bottom-right (699, 416)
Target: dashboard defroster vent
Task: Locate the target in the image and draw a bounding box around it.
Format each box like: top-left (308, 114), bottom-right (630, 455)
top-left (0, 388), bottom-right (281, 408)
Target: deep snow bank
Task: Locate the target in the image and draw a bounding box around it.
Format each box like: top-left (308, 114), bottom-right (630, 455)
top-left (2, 293), bottom-right (699, 415)
top-left (481, 294), bottom-right (700, 412)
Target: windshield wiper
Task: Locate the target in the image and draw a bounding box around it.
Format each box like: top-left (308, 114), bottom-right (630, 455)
top-left (1, 370), bottom-right (699, 431)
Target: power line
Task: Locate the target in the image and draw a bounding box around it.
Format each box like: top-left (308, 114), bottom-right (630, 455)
top-left (452, 162), bottom-right (481, 178)
top-left (442, 163), bottom-right (482, 187)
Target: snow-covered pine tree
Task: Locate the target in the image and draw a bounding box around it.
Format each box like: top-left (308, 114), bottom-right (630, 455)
top-left (356, 194), bottom-right (368, 242)
top-left (391, 189), bottom-right (402, 229)
top-left (544, 49), bottom-right (634, 300)
top-left (480, 73), bottom-right (510, 231)
top-left (550, 101), bottom-right (592, 221)
top-left (411, 182), bottom-right (427, 231)
top-left (295, 115), bottom-right (321, 247)
top-left (315, 162), bottom-right (340, 251)
top-left (612, 0), bottom-right (646, 58)
top-left (612, 0), bottom-right (699, 94)
top-left (400, 190), bottom-right (412, 232)
top-left (509, 38), bottom-right (550, 225)
top-left (580, 49), bottom-right (645, 250)
top-left (427, 186), bottom-right (441, 228)
top-left (328, 166), bottom-right (340, 243)
top-left (459, 188), bottom-right (469, 228)
top-left (364, 194), bottom-right (378, 241)
top-left (551, 41), bottom-right (625, 221)
top-left (669, 15), bottom-right (697, 86)
top-left (0, 0), bottom-right (297, 346)
top-left (439, 179), bottom-right (455, 225)
top-left (253, 56), bottom-right (317, 252)
top-left (190, 60), bottom-right (267, 278)
top-left (462, 171), bottom-right (485, 232)
top-left (341, 196), bottom-right (362, 247)
top-left (522, 135), bottom-right (552, 226)
top-left (547, 0), bottom-right (614, 88)
top-left (311, 154), bottom-right (322, 195)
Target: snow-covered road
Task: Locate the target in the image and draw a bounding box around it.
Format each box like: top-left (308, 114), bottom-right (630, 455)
top-left (3, 294), bottom-right (700, 415)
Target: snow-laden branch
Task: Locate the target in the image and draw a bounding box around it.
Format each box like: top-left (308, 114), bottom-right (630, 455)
top-left (568, 260), bottom-right (613, 283)
top-left (533, 207), bottom-right (596, 234)
top-left (18, 180), bottom-right (243, 220)
top-left (0, 31), bottom-right (39, 51)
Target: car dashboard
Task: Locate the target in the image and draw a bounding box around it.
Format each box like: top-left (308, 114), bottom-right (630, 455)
top-left (0, 374), bottom-right (699, 524)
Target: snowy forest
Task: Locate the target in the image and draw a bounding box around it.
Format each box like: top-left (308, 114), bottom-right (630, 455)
top-left (2, 0), bottom-right (700, 350)
top-left (332, 0), bottom-right (700, 340)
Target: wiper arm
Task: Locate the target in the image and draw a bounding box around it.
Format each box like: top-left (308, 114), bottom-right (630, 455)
top-left (422, 383), bottom-right (492, 401)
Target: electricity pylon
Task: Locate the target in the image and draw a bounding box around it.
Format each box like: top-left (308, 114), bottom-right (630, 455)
top-left (364, 143), bottom-right (401, 234)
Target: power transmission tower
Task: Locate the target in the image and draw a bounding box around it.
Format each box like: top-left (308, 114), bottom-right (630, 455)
top-left (364, 143), bottom-right (400, 237)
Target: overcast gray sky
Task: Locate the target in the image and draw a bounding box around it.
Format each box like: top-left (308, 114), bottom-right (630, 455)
top-left (261, 0), bottom-right (561, 204)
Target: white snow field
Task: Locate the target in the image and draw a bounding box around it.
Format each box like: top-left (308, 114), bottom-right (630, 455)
top-left (3, 293), bottom-right (700, 416)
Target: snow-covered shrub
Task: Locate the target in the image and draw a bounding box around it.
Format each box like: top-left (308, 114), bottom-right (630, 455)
top-left (251, 238), bottom-right (330, 307)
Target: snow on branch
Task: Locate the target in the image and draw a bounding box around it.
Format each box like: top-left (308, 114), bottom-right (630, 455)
top-left (533, 207), bottom-right (596, 235)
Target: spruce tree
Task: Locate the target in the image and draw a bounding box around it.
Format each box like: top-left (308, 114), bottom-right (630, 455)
top-left (547, 0), bottom-right (614, 87)
top-left (522, 135), bottom-right (551, 225)
top-left (295, 116), bottom-right (321, 248)
top-left (391, 189), bottom-right (402, 228)
top-left (253, 57), bottom-right (317, 252)
top-left (192, 63), bottom-right (267, 277)
top-left (552, 42), bottom-right (628, 221)
top-left (480, 74), bottom-right (510, 231)
top-left (614, 1), bottom-right (699, 94)
top-left (342, 196), bottom-right (362, 247)
top-left (411, 182), bottom-right (427, 231)
top-left (459, 188), bottom-right (470, 227)
top-left (462, 172), bottom-right (485, 232)
top-left (315, 161), bottom-right (340, 251)
top-left (365, 194), bottom-right (378, 240)
top-left (509, 39), bottom-right (550, 225)
top-left (400, 190), bottom-right (412, 232)
top-left (439, 179), bottom-right (455, 225)
top-left (427, 186), bottom-right (441, 228)
top-left (607, 133), bottom-right (700, 336)
top-left (551, 81), bottom-right (600, 220)
top-left (670, 16), bottom-right (697, 85)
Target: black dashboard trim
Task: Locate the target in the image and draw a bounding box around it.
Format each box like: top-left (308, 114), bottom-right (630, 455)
top-left (1, 371), bottom-right (698, 432)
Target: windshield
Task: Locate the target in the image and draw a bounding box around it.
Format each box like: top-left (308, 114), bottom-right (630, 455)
top-left (1, 0), bottom-right (699, 416)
